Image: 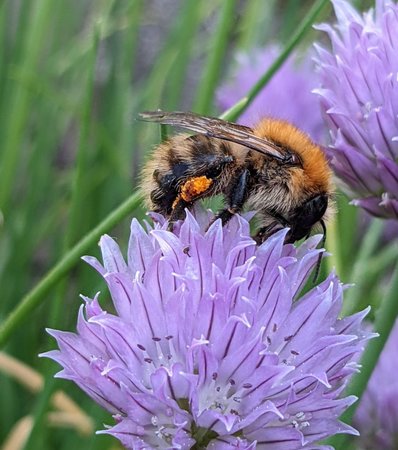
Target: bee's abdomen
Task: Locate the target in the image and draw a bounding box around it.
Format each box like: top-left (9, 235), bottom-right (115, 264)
top-left (141, 134), bottom-right (236, 215)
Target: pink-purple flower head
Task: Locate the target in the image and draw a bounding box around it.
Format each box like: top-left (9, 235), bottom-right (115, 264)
top-left (42, 209), bottom-right (372, 449)
top-left (217, 46), bottom-right (325, 142)
top-left (314, 0), bottom-right (398, 219)
top-left (354, 319), bottom-right (398, 450)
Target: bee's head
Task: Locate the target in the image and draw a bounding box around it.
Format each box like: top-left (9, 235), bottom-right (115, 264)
top-left (285, 193), bottom-right (329, 243)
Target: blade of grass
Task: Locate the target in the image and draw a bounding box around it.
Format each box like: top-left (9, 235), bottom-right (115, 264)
top-left (51, 0), bottom-right (120, 76)
top-left (220, 0), bottom-right (329, 122)
top-left (342, 243), bottom-right (398, 320)
top-left (64, 26), bottom-right (99, 247)
top-left (160, 124), bottom-right (169, 142)
top-left (164, 0), bottom-right (202, 109)
top-left (136, 3), bottom-right (210, 163)
top-left (324, 215), bottom-right (342, 279)
top-left (322, 193), bottom-right (356, 285)
top-left (193, 0), bottom-right (236, 114)
top-left (103, 0), bottom-right (143, 187)
top-left (138, 1), bottom-right (209, 111)
top-left (24, 376), bottom-right (59, 450)
top-left (0, 191), bottom-right (143, 349)
top-left (364, 243), bottom-right (398, 279)
top-left (0, 15), bottom-right (79, 424)
top-left (328, 261), bottom-right (398, 450)
top-left (237, 0), bottom-right (277, 50)
top-left (24, 22), bottom-right (101, 450)
top-left (336, 194), bottom-right (358, 278)
top-left (0, 0), bottom-right (54, 213)
top-left (341, 219), bottom-right (384, 316)
top-left (0, 2), bottom-right (8, 101)
top-left (280, 0), bottom-right (304, 42)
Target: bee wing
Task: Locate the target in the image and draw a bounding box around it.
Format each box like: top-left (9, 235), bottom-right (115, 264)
top-left (138, 110), bottom-right (296, 164)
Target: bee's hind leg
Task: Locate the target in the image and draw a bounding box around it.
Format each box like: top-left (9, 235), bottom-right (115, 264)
top-left (168, 197), bottom-right (191, 231)
top-left (168, 175), bottom-right (214, 231)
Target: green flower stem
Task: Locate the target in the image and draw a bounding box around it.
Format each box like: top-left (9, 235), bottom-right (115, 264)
top-left (165, 0), bottom-right (201, 109)
top-left (335, 195), bottom-right (358, 278)
top-left (346, 245), bottom-right (398, 317)
top-left (328, 261), bottom-right (398, 449)
top-left (341, 219), bottom-right (384, 316)
top-left (24, 25), bottom-right (101, 450)
top-left (363, 242), bottom-right (398, 280)
top-left (221, 0), bottom-right (329, 122)
top-left (193, 0), bottom-right (236, 114)
top-left (324, 215), bottom-right (342, 279)
top-left (237, 0), bottom-right (276, 50)
top-left (160, 124), bottom-right (169, 143)
top-left (64, 24), bottom-right (99, 248)
top-left (0, 0), bottom-right (54, 213)
top-left (0, 191), bottom-right (143, 349)
top-left (139, 0), bottom-right (201, 115)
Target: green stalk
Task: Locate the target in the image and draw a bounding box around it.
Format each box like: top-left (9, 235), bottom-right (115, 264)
top-left (345, 243), bottom-right (398, 319)
top-left (237, 0), bottom-right (277, 50)
top-left (324, 215), bottom-right (342, 280)
top-left (336, 194), bottom-right (358, 278)
top-left (110, 0), bottom-right (143, 181)
top-left (160, 124), bottom-right (169, 142)
top-left (66, 25), bottom-right (99, 248)
top-left (280, 0), bottom-right (303, 42)
top-left (24, 24), bottom-right (101, 450)
top-left (362, 243), bottom-right (398, 280)
top-left (328, 262), bottom-right (398, 449)
top-left (0, 191), bottom-right (142, 348)
top-left (193, 0), bottom-right (236, 114)
top-left (137, 3), bottom-right (207, 159)
top-left (165, 0), bottom-right (202, 109)
top-left (341, 219), bottom-right (384, 316)
top-left (0, 0), bottom-right (54, 213)
top-left (221, 0), bottom-right (329, 122)
top-left (139, 0), bottom-right (196, 110)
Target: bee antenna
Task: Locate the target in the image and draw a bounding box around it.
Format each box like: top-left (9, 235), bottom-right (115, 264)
top-left (312, 219), bottom-right (327, 284)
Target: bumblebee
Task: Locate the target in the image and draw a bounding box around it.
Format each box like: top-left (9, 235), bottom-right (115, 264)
top-left (139, 111), bottom-right (333, 246)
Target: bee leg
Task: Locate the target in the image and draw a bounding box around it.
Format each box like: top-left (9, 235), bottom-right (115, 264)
top-left (168, 197), bottom-right (191, 231)
top-left (207, 169), bottom-right (249, 229)
top-left (168, 175), bottom-right (215, 231)
top-left (210, 208), bottom-right (237, 227)
top-left (254, 222), bottom-right (284, 244)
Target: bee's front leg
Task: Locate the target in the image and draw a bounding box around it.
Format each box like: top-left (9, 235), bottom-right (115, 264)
top-left (254, 222), bottom-right (284, 244)
top-left (254, 210), bottom-right (290, 244)
top-left (207, 169), bottom-right (249, 230)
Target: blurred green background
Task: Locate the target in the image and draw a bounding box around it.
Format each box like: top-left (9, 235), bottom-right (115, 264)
top-left (0, 1), bottom-right (394, 449)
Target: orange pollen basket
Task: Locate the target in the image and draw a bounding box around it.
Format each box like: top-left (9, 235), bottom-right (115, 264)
top-left (179, 176), bottom-right (213, 203)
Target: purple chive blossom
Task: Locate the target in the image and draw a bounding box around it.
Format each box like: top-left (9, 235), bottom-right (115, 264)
top-left (354, 319), bottom-right (398, 450)
top-left (314, 0), bottom-right (398, 219)
top-left (217, 46), bottom-right (325, 142)
top-left (42, 208), bottom-right (372, 449)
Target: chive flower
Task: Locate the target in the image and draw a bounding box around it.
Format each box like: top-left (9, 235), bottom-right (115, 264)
top-left (354, 319), bottom-right (398, 449)
top-left (42, 209), bottom-right (372, 449)
top-left (314, 0), bottom-right (398, 219)
top-left (217, 46), bottom-right (325, 142)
